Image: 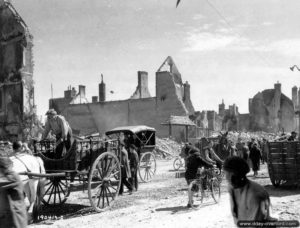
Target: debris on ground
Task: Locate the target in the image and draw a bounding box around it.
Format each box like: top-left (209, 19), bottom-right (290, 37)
top-left (155, 138), bottom-right (182, 158)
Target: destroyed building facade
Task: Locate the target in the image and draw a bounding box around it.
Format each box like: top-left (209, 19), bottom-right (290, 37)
top-left (49, 55), bottom-right (297, 138)
top-left (219, 82), bottom-right (296, 133)
top-left (194, 82), bottom-right (297, 134)
top-left (0, 0), bottom-right (35, 140)
top-left (50, 56), bottom-right (195, 141)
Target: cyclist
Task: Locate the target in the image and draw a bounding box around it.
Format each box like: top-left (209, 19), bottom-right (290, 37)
top-left (184, 144), bottom-right (214, 208)
top-left (202, 138), bottom-right (224, 173)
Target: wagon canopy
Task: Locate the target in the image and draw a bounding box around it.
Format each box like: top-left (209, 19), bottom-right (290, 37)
top-left (105, 125), bottom-right (156, 135)
top-left (106, 125), bottom-right (156, 147)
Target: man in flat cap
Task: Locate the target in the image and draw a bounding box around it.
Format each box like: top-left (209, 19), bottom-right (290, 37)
top-left (42, 109), bottom-right (73, 158)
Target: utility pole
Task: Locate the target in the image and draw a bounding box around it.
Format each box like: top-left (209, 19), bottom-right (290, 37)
top-left (290, 65), bottom-right (300, 140)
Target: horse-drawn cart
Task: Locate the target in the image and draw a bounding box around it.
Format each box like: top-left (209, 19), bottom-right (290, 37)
top-left (33, 137), bottom-right (122, 212)
top-left (32, 125), bottom-right (157, 212)
top-left (105, 125), bottom-right (157, 183)
top-left (267, 141), bottom-right (300, 187)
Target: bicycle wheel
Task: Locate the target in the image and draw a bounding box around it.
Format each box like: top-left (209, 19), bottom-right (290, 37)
top-left (216, 170), bottom-right (224, 183)
top-left (210, 178), bottom-right (221, 203)
top-left (189, 179), bottom-right (204, 204)
top-left (173, 157), bottom-right (182, 170)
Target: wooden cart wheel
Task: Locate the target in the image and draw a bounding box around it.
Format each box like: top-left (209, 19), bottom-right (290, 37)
top-left (88, 152), bottom-right (121, 212)
top-left (42, 177), bottom-right (70, 206)
top-left (269, 167), bottom-right (281, 187)
top-left (138, 152), bottom-right (156, 183)
top-left (271, 179), bottom-right (281, 187)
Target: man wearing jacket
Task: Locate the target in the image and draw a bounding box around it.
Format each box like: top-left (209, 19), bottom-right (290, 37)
top-left (42, 109), bottom-right (73, 158)
top-left (0, 156), bottom-right (27, 228)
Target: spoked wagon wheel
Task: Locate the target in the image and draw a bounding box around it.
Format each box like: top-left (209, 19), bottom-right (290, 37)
top-left (211, 178), bottom-right (221, 203)
top-left (88, 152), bottom-right (121, 212)
top-left (139, 152), bottom-right (156, 183)
top-left (42, 177), bottom-right (70, 206)
top-left (173, 157), bottom-right (183, 171)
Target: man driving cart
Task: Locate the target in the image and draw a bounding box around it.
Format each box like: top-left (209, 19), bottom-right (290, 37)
top-left (41, 109), bottom-right (73, 158)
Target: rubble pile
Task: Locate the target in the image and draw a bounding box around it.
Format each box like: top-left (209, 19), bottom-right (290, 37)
top-left (226, 131), bottom-right (286, 143)
top-left (0, 142), bottom-right (12, 156)
top-left (155, 137), bottom-right (182, 158)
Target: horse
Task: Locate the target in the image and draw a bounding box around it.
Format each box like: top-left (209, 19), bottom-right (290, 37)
top-left (9, 153), bottom-right (46, 222)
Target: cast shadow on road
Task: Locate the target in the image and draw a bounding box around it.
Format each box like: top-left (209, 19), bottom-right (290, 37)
top-left (155, 205), bottom-right (195, 214)
top-left (264, 184), bottom-right (300, 197)
top-left (156, 202), bottom-right (216, 215)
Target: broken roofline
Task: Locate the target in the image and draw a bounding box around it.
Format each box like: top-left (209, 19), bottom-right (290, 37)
top-left (51, 96), bottom-right (157, 105)
top-left (157, 56), bottom-right (181, 76)
top-left (1, 1), bottom-right (29, 31)
top-left (161, 115), bottom-right (196, 126)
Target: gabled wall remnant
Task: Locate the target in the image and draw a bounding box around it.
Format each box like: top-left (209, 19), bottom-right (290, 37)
top-left (0, 0), bottom-right (35, 140)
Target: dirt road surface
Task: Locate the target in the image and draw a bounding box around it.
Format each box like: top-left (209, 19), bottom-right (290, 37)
top-left (30, 159), bottom-right (300, 228)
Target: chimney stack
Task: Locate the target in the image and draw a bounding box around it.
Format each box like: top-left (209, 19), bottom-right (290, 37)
top-left (99, 74), bottom-right (106, 102)
top-left (78, 85), bottom-right (86, 98)
top-left (64, 87), bottom-right (71, 98)
top-left (274, 81), bottom-right (281, 93)
top-left (292, 86), bottom-right (298, 109)
top-left (183, 81), bottom-right (190, 102)
top-left (137, 71), bottom-right (151, 98)
top-left (92, 96), bottom-right (98, 103)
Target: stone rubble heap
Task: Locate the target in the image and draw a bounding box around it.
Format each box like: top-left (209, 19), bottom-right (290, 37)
top-left (155, 137), bottom-right (182, 158)
top-left (226, 131), bottom-right (290, 144)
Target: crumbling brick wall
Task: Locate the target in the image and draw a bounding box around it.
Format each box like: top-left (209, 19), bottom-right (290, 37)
top-left (0, 1), bottom-right (34, 140)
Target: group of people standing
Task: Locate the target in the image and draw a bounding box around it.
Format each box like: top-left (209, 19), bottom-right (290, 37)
top-left (235, 137), bottom-right (262, 177)
top-left (119, 133), bottom-right (139, 195)
top-left (235, 131), bottom-right (298, 177)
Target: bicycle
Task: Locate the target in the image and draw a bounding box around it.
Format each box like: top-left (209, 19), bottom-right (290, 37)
top-left (187, 166), bottom-right (221, 207)
top-left (173, 156), bottom-right (185, 170)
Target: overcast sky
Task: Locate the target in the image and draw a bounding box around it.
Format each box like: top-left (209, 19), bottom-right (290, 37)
top-left (12, 0), bottom-right (300, 116)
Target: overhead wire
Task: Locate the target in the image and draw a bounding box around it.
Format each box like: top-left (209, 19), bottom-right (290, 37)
top-left (205, 0), bottom-right (273, 68)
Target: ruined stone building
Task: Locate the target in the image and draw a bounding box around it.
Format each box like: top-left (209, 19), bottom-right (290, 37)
top-left (191, 101), bottom-right (236, 134)
top-left (220, 82), bottom-right (295, 133)
top-left (50, 56), bottom-right (195, 141)
top-left (0, 1), bottom-right (35, 140)
top-left (246, 82), bottom-right (295, 132)
top-left (215, 82), bottom-right (296, 133)
top-left (193, 82), bottom-right (296, 134)
top-left (218, 100), bottom-right (239, 131)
